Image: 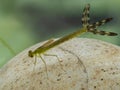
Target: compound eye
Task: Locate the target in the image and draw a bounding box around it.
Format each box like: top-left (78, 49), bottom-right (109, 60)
top-left (28, 50), bottom-right (33, 57)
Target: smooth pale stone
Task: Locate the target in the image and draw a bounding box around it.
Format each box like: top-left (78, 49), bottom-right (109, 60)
top-left (0, 38), bottom-right (120, 90)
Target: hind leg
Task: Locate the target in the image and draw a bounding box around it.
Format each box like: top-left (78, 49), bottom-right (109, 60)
top-left (43, 53), bottom-right (65, 71)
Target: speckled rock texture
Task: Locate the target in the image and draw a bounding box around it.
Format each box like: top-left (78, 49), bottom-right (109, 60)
top-left (0, 38), bottom-right (120, 90)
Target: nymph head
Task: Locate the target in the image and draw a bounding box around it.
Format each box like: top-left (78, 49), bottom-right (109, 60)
top-left (28, 50), bottom-right (34, 57)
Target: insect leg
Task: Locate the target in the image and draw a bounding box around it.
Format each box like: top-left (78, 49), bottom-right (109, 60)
top-left (32, 54), bottom-right (37, 72)
top-left (33, 55), bottom-right (37, 65)
top-left (38, 54), bottom-right (49, 79)
top-left (43, 53), bottom-right (65, 71)
top-left (58, 47), bottom-right (88, 89)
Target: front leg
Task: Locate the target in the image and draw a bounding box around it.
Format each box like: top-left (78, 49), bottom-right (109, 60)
top-left (38, 54), bottom-right (49, 80)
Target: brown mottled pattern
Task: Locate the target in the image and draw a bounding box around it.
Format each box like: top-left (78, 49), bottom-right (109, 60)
top-left (88, 18), bottom-right (113, 29)
top-left (81, 4), bottom-right (117, 36)
top-left (88, 28), bottom-right (118, 36)
top-left (81, 4), bottom-right (90, 27)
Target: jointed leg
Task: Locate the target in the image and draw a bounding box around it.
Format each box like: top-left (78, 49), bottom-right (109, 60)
top-left (34, 55), bottom-right (37, 65)
top-left (33, 55), bottom-right (37, 72)
top-left (38, 54), bottom-right (49, 79)
top-left (43, 53), bottom-right (65, 71)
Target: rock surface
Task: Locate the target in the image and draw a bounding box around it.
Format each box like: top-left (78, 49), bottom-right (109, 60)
top-left (0, 38), bottom-right (120, 90)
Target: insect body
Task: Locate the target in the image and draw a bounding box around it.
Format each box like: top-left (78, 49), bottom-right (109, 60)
top-left (28, 4), bottom-right (118, 78)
